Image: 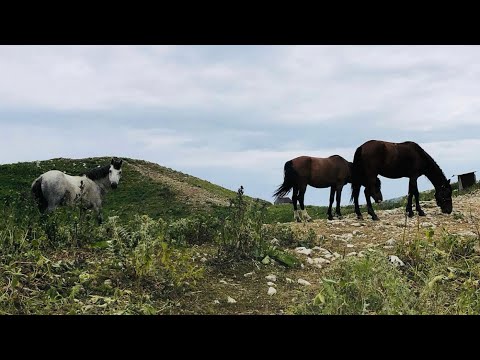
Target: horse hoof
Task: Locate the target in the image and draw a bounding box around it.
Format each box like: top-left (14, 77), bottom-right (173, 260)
top-left (407, 212), bottom-right (414, 218)
top-left (418, 210), bottom-right (426, 217)
top-left (306, 218), bottom-right (313, 222)
top-left (372, 215), bottom-right (380, 221)
top-left (296, 219), bottom-right (302, 223)
top-left (357, 215), bottom-right (364, 220)
top-left (328, 216), bottom-right (333, 221)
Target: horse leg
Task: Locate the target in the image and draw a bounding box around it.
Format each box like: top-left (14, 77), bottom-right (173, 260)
top-left (97, 211), bottom-right (103, 225)
top-left (406, 178), bottom-right (415, 218)
top-left (335, 184), bottom-right (343, 219)
top-left (92, 202), bottom-right (103, 225)
top-left (352, 184), bottom-right (363, 220)
top-left (298, 184), bottom-right (312, 222)
top-left (364, 188), bottom-right (379, 221)
top-left (412, 178), bottom-right (425, 216)
top-left (292, 186), bottom-right (301, 222)
top-left (327, 186), bottom-right (335, 220)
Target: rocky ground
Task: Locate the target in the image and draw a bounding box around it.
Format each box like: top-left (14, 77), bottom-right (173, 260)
top-left (172, 189), bottom-right (480, 314)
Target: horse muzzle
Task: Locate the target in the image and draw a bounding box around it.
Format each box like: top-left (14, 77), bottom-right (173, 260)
top-left (376, 199), bottom-right (383, 204)
top-left (111, 183), bottom-right (118, 189)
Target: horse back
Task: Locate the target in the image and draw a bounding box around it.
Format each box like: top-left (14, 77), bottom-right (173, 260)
top-left (41, 170), bottom-right (85, 201)
top-left (292, 155), bottom-right (349, 187)
top-left (360, 140), bottom-right (425, 178)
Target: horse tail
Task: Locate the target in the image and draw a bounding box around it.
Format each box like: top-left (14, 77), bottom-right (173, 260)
top-left (31, 176), bottom-right (47, 213)
top-left (346, 161), bottom-right (354, 184)
top-left (350, 146), bottom-right (364, 203)
top-left (273, 160), bottom-right (297, 201)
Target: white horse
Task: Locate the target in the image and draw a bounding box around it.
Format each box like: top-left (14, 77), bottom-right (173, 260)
top-left (31, 158), bottom-right (123, 223)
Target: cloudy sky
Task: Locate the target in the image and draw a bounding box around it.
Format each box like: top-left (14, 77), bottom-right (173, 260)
top-left (1, 45), bottom-right (479, 205)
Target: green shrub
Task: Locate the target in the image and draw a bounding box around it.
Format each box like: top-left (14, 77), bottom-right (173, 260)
top-left (297, 251), bottom-right (415, 315)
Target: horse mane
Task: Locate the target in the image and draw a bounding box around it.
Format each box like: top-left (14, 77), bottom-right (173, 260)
top-left (413, 142), bottom-right (447, 184)
top-left (82, 165), bottom-right (110, 181)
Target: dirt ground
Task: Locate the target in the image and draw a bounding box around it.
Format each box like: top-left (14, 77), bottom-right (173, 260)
top-left (172, 189), bottom-right (480, 314)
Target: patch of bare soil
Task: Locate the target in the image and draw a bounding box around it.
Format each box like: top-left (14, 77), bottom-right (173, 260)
top-left (129, 162), bottom-right (229, 208)
top-left (171, 190), bottom-right (480, 315)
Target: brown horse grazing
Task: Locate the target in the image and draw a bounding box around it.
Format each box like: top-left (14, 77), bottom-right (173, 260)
top-left (273, 155), bottom-right (382, 221)
top-left (350, 140), bottom-right (453, 221)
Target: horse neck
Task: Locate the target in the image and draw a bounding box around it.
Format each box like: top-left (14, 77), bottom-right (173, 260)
top-left (422, 155), bottom-right (446, 189)
top-left (91, 176), bottom-right (111, 195)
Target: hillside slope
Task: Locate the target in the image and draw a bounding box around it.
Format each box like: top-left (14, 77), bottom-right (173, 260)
top-left (0, 156), bottom-right (248, 220)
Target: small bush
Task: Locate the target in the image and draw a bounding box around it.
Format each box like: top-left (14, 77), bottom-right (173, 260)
top-left (297, 251), bottom-right (415, 315)
top-left (216, 186), bottom-right (269, 260)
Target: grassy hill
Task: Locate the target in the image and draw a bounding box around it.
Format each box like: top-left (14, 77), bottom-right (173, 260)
top-left (0, 155), bottom-right (465, 224)
top-left (1, 156), bottom-right (479, 315)
top-left (0, 156), bottom-right (253, 221)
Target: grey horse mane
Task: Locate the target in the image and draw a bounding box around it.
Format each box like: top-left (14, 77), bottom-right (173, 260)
top-left (82, 165), bottom-right (110, 181)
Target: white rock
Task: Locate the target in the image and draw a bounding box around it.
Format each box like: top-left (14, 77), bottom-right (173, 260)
top-left (389, 255), bottom-right (405, 267)
top-left (285, 277), bottom-right (294, 284)
top-left (244, 271), bottom-right (255, 277)
top-left (383, 245), bottom-right (394, 249)
top-left (456, 231), bottom-right (477, 237)
top-left (267, 281), bottom-right (276, 286)
top-left (227, 296), bottom-right (237, 304)
top-left (306, 257), bottom-right (314, 264)
top-left (219, 280), bottom-right (228, 285)
top-left (351, 222), bottom-right (362, 227)
top-left (342, 234), bottom-right (354, 241)
top-left (200, 257), bottom-right (207, 262)
top-left (213, 300), bottom-right (220, 304)
top-left (323, 253), bottom-right (333, 259)
top-left (261, 256), bottom-right (271, 264)
top-left (295, 247), bottom-right (313, 256)
top-left (386, 238), bottom-right (396, 246)
top-left (346, 252), bottom-right (357, 257)
top-left (420, 222), bottom-right (435, 228)
top-left (267, 287), bottom-right (277, 296)
top-left (265, 274), bottom-right (277, 282)
top-left (333, 252), bottom-right (341, 258)
top-left (297, 279), bottom-right (311, 286)
top-left (313, 257), bottom-right (330, 264)
top-left (346, 244), bottom-right (355, 248)
top-left (475, 244), bottom-right (480, 254)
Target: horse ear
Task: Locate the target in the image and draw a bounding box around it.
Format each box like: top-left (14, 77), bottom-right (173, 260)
top-left (447, 179), bottom-right (451, 184)
top-left (119, 159), bottom-right (123, 166)
top-left (111, 158), bottom-right (114, 165)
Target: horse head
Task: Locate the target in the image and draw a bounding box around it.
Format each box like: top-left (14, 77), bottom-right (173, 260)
top-left (109, 158), bottom-right (123, 189)
top-left (370, 177), bottom-right (383, 204)
top-left (435, 179), bottom-right (452, 214)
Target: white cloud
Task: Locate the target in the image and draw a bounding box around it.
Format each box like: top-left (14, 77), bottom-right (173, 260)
top-left (126, 129), bottom-right (193, 150)
top-left (1, 46), bottom-right (480, 205)
top-left (1, 45), bottom-right (479, 131)
top-left (1, 122), bottom-right (479, 205)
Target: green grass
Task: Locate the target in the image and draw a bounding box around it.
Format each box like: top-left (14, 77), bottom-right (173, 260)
top-left (0, 160), bottom-right (479, 314)
top-left (296, 229), bottom-right (480, 315)
top-left (0, 157), bottom-right (246, 222)
top-left (2, 156), bottom-right (474, 225)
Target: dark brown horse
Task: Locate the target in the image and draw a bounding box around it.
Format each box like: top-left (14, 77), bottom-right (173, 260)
top-left (273, 155), bottom-right (381, 221)
top-left (350, 140), bottom-right (453, 220)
